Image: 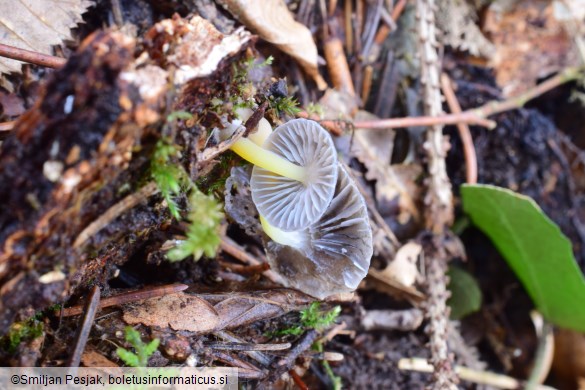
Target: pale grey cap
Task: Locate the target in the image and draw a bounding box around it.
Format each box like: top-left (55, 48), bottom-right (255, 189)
top-left (265, 163), bottom-right (373, 299)
top-left (251, 119), bottom-right (338, 231)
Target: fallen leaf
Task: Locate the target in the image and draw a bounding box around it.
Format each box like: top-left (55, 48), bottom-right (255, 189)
top-left (123, 293), bottom-right (220, 333)
top-left (123, 289), bottom-right (314, 333)
top-left (0, 0), bottom-right (93, 74)
top-left (378, 241), bottom-right (422, 288)
top-left (485, 0), bottom-right (579, 96)
top-left (217, 0), bottom-right (326, 89)
top-left (350, 111), bottom-right (423, 227)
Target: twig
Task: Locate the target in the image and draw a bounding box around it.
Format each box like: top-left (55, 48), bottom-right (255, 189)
top-left (473, 67), bottom-right (584, 118)
top-left (66, 286), bottom-right (101, 367)
top-left (268, 330), bottom-right (319, 382)
top-left (0, 43), bottom-right (66, 69)
top-left (214, 330), bottom-right (272, 366)
top-left (206, 341), bottom-right (291, 351)
top-left (73, 182), bottom-right (159, 248)
top-left (220, 236), bottom-right (284, 284)
top-left (398, 357), bottom-right (558, 390)
top-left (391, 0), bottom-right (408, 21)
top-left (354, 66), bottom-right (584, 131)
top-left (353, 112), bottom-right (496, 129)
top-left (440, 73), bottom-right (478, 184)
top-left (59, 283), bottom-right (188, 317)
top-left (290, 369), bottom-right (310, 390)
top-left (417, 0), bottom-right (458, 388)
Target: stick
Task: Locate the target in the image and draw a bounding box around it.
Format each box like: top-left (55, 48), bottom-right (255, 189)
top-left (0, 43), bottom-right (66, 69)
top-left (440, 73), bottom-right (478, 184)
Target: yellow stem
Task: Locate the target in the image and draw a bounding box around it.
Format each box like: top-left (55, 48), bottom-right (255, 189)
top-left (230, 138), bottom-right (306, 182)
top-left (260, 215), bottom-right (305, 247)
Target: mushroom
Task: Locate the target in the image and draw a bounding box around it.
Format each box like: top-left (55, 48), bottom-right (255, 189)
top-left (251, 119), bottom-right (338, 231)
top-left (262, 163), bottom-right (373, 299)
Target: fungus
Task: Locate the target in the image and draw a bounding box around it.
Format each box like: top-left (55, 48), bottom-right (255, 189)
top-left (221, 114), bottom-right (372, 298)
top-left (250, 119), bottom-right (338, 231)
top-left (262, 163), bottom-right (373, 299)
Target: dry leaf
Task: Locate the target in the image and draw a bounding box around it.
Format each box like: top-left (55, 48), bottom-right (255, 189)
top-left (217, 0), bottom-right (327, 89)
top-left (201, 289), bottom-right (314, 330)
top-left (485, 0), bottom-right (579, 96)
top-left (0, 0), bottom-right (93, 74)
top-left (379, 241), bottom-right (422, 288)
top-left (123, 293), bottom-right (220, 333)
top-left (122, 289), bottom-right (313, 334)
top-left (350, 111), bottom-right (422, 226)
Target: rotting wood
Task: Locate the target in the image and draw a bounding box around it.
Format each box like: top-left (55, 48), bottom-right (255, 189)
top-left (0, 16), bottom-right (253, 335)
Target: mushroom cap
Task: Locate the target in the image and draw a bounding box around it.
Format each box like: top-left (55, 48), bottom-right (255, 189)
top-left (251, 119), bottom-right (338, 231)
top-left (265, 163), bottom-right (373, 299)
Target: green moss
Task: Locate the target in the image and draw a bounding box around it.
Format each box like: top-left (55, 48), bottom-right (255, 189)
top-left (116, 327), bottom-right (160, 367)
top-left (150, 139), bottom-right (189, 220)
top-left (1, 319), bottom-right (43, 354)
top-left (272, 302), bottom-right (341, 336)
top-left (166, 188), bottom-right (223, 262)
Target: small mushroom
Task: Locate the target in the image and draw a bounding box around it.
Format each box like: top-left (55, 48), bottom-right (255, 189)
top-left (251, 119), bottom-right (338, 231)
top-left (262, 163), bottom-right (373, 299)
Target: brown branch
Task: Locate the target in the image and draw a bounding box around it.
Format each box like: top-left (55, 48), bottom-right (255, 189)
top-left (440, 73), bottom-right (478, 184)
top-left (66, 285), bottom-right (101, 367)
top-left (353, 112), bottom-right (496, 130)
top-left (474, 67), bottom-right (583, 118)
top-left (353, 66), bottom-right (584, 131)
top-left (417, 0), bottom-right (458, 388)
top-left (0, 43), bottom-right (66, 69)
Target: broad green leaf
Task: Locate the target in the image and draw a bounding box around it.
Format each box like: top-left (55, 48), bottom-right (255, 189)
top-left (461, 184), bottom-right (585, 331)
top-left (447, 266), bottom-right (482, 320)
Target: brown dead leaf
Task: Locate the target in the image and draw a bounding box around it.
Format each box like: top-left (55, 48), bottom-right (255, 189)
top-left (485, 0), bottom-right (579, 96)
top-left (351, 111), bottom-right (423, 226)
top-left (0, 0), bottom-right (93, 74)
top-left (379, 241), bottom-right (422, 288)
top-left (217, 0), bottom-right (327, 89)
top-left (201, 289), bottom-right (314, 330)
top-left (123, 293), bottom-right (220, 333)
top-left (122, 289), bottom-right (314, 334)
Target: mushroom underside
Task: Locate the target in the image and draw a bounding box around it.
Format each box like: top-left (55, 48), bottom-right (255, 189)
top-left (251, 118), bottom-right (338, 232)
top-left (265, 163), bottom-right (373, 299)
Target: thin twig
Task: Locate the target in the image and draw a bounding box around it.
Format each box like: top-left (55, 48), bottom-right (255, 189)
top-left (440, 73), bottom-right (478, 184)
top-left (473, 66), bottom-right (584, 118)
top-left (206, 341), bottom-right (291, 351)
top-left (398, 357), bottom-right (558, 390)
top-left (73, 182), bottom-right (159, 248)
top-left (0, 43), bottom-right (66, 69)
top-left (66, 286), bottom-right (101, 367)
top-left (290, 369), bottom-right (310, 390)
top-left (59, 283), bottom-right (188, 317)
top-left (354, 66), bottom-right (584, 131)
top-left (220, 236), bottom-right (284, 284)
top-left (353, 112), bottom-right (496, 129)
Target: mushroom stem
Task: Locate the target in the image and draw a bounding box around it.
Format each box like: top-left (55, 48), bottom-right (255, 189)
top-left (260, 215), bottom-right (306, 248)
top-left (230, 138), bottom-right (307, 183)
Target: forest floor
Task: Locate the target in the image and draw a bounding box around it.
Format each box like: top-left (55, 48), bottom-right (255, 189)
top-left (0, 0), bottom-right (585, 389)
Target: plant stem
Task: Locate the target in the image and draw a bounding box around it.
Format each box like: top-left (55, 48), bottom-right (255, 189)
top-left (260, 215), bottom-right (305, 247)
top-left (230, 138), bottom-right (306, 182)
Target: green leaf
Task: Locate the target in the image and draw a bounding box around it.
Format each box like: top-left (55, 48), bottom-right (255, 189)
top-left (461, 184), bottom-right (585, 331)
top-left (447, 266), bottom-right (482, 320)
